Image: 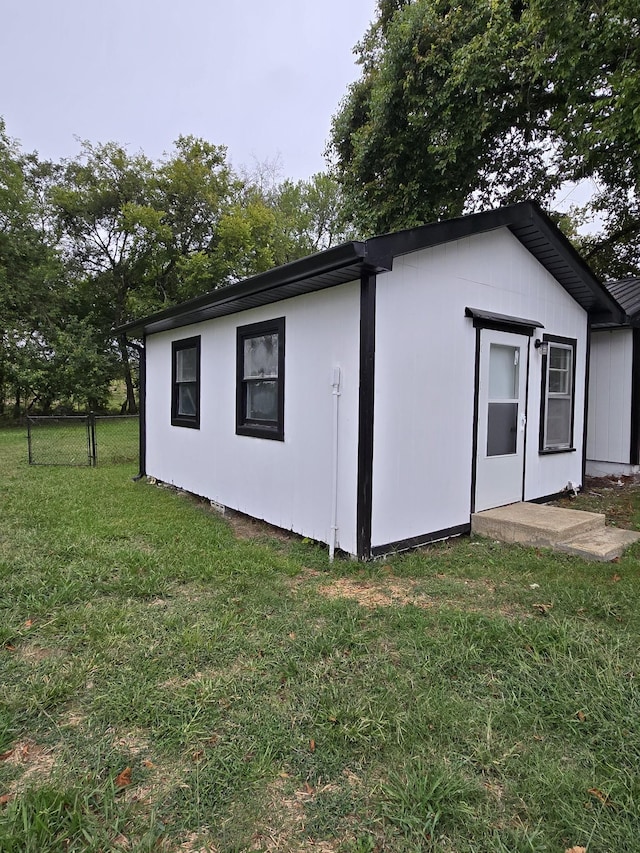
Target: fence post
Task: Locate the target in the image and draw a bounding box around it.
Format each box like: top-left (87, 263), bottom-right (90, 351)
top-left (27, 417), bottom-right (33, 464)
top-left (88, 412), bottom-right (97, 466)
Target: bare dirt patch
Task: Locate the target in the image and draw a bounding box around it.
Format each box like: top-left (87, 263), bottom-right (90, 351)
top-left (127, 535), bottom-right (156, 555)
top-left (160, 658), bottom-right (254, 691)
top-left (308, 573), bottom-right (528, 619)
top-left (249, 776), bottom-right (344, 853)
top-left (317, 576), bottom-right (435, 609)
top-left (287, 568), bottom-right (324, 589)
top-left (224, 510), bottom-right (297, 544)
top-left (3, 740), bottom-right (56, 790)
top-left (553, 474), bottom-right (640, 529)
top-left (170, 583), bottom-right (212, 603)
top-left (585, 474), bottom-right (640, 489)
top-left (111, 728), bottom-right (151, 756)
top-left (116, 754), bottom-right (192, 819)
top-left (483, 778), bottom-right (506, 802)
top-left (17, 643), bottom-right (63, 664)
top-left (172, 831), bottom-right (219, 852)
top-left (106, 728), bottom-right (184, 812)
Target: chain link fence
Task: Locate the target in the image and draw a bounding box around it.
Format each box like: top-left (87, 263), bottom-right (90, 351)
top-left (27, 414), bottom-right (139, 466)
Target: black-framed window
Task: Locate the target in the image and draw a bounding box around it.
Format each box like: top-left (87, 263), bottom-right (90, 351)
top-left (171, 336), bottom-right (201, 429)
top-left (539, 335), bottom-right (576, 452)
top-left (236, 317), bottom-right (285, 441)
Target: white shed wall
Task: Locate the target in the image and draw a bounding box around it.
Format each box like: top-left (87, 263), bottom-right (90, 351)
top-left (586, 328), bottom-right (633, 466)
top-left (371, 227), bottom-right (588, 549)
top-left (145, 281), bottom-right (361, 555)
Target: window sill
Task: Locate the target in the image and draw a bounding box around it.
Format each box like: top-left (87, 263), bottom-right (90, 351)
top-left (236, 424), bottom-right (284, 441)
top-left (171, 418), bottom-right (200, 430)
top-left (539, 447), bottom-right (576, 455)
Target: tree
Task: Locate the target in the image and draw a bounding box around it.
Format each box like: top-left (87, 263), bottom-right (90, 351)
top-left (153, 136), bottom-right (242, 301)
top-left (49, 138), bottom-right (337, 411)
top-left (51, 140), bottom-right (167, 412)
top-left (268, 172), bottom-right (359, 255)
top-left (2, 124), bottom-right (363, 417)
top-left (0, 120), bottom-right (68, 416)
top-left (156, 150), bottom-right (356, 300)
top-left (329, 0), bottom-right (640, 276)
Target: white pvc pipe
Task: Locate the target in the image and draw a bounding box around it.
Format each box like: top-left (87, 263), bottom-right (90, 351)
top-left (329, 366), bottom-right (341, 562)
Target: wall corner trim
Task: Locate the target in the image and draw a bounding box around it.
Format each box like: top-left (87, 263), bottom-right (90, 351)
top-left (356, 271), bottom-right (376, 560)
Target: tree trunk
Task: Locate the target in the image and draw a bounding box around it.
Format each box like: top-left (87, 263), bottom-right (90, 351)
top-left (13, 386), bottom-right (21, 420)
top-left (118, 335), bottom-right (138, 414)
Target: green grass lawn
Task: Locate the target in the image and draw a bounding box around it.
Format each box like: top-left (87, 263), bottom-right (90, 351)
top-left (1, 427), bottom-right (639, 852)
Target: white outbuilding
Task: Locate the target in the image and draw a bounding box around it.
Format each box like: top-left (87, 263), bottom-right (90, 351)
top-left (586, 277), bottom-right (640, 476)
top-left (118, 202), bottom-right (621, 559)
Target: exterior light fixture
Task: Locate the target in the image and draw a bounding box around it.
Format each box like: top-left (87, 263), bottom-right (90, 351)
top-left (535, 339), bottom-right (549, 356)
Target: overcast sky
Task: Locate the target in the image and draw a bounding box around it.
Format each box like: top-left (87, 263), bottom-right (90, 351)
top-left (1, 0), bottom-right (377, 181)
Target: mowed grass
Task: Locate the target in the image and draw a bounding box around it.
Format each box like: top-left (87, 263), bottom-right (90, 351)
top-left (1, 426), bottom-right (639, 852)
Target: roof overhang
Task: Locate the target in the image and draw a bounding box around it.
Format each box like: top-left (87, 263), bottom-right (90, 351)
top-left (592, 277), bottom-right (640, 329)
top-left (368, 201), bottom-right (624, 325)
top-left (116, 241), bottom-right (391, 337)
top-left (116, 201), bottom-right (623, 339)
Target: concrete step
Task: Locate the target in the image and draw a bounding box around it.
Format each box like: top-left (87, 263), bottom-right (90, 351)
top-left (472, 502), bottom-right (605, 547)
top-left (555, 526), bottom-right (640, 562)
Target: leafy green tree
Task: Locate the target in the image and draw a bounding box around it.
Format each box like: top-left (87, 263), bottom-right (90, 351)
top-left (154, 147), bottom-right (354, 299)
top-left (330, 0), bottom-right (640, 276)
top-left (1, 319), bottom-right (115, 414)
top-left (268, 172), bottom-right (358, 255)
top-left (51, 140), bottom-right (164, 412)
top-left (2, 125), bottom-right (363, 418)
top-left (153, 136), bottom-right (240, 301)
top-left (49, 138), bottom-right (303, 410)
top-left (0, 120), bottom-right (67, 416)
top-left (155, 139), bottom-right (300, 299)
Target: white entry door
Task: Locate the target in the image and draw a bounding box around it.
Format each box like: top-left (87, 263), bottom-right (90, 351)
top-left (474, 329), bottom-right (529, 512)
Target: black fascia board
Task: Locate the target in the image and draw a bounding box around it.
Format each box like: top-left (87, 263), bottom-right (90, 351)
top-left (116, 200), bottom-right (623, 338)
top-left (590, 313), bottom-right (634, 330)
top-left (515, 203), bottom-right (623, 323)
top-left (366, 202), bottom-right (529, 259)
top-left (366, 200), bottom-right (624, 325)
top-left (115, 240), bottom-right (378, 337)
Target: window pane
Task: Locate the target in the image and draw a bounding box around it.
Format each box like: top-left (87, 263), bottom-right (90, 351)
top-left (548, 345), bottom-right (571, 394)
top-left (246, 380), bottom-right (277, 421)
top-left (546, 398), bottom-right (571, 447)
top-left (176, 347), bottom-right (197, 382)
top-left (489, 344), bottom-right (519, 400)
top-left (549, 347), bottom-right (570, 371)
top-left (244, 334), bottom-right (278, 379)
top-left (548, 369), bottom-right (569, 394)
top-left (178, 383), bottom-right (197, 416)
top-left (487, 402), bottom-right (518, 456)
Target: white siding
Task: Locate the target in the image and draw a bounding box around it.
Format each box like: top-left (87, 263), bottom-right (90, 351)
top-left (586, 328), bottom-right (633, 465)
top-left (371, 227), bottom-right (588, 549)
top-left (145, 281), bottom-right (361, 555)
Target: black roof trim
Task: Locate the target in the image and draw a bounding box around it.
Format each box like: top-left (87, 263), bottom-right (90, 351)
top-left (368, 201), bottom-right (622, 324)
top-left (465, 307), bottom-right (543, 334)
top-left (594, 278), bottom-right (640, 327)
top-left (116, 241), bottom-right (382, 336)
top-left (368, 203), bottom-right (524, 258)
top-left (117, 201), bottom-right (623, 337)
